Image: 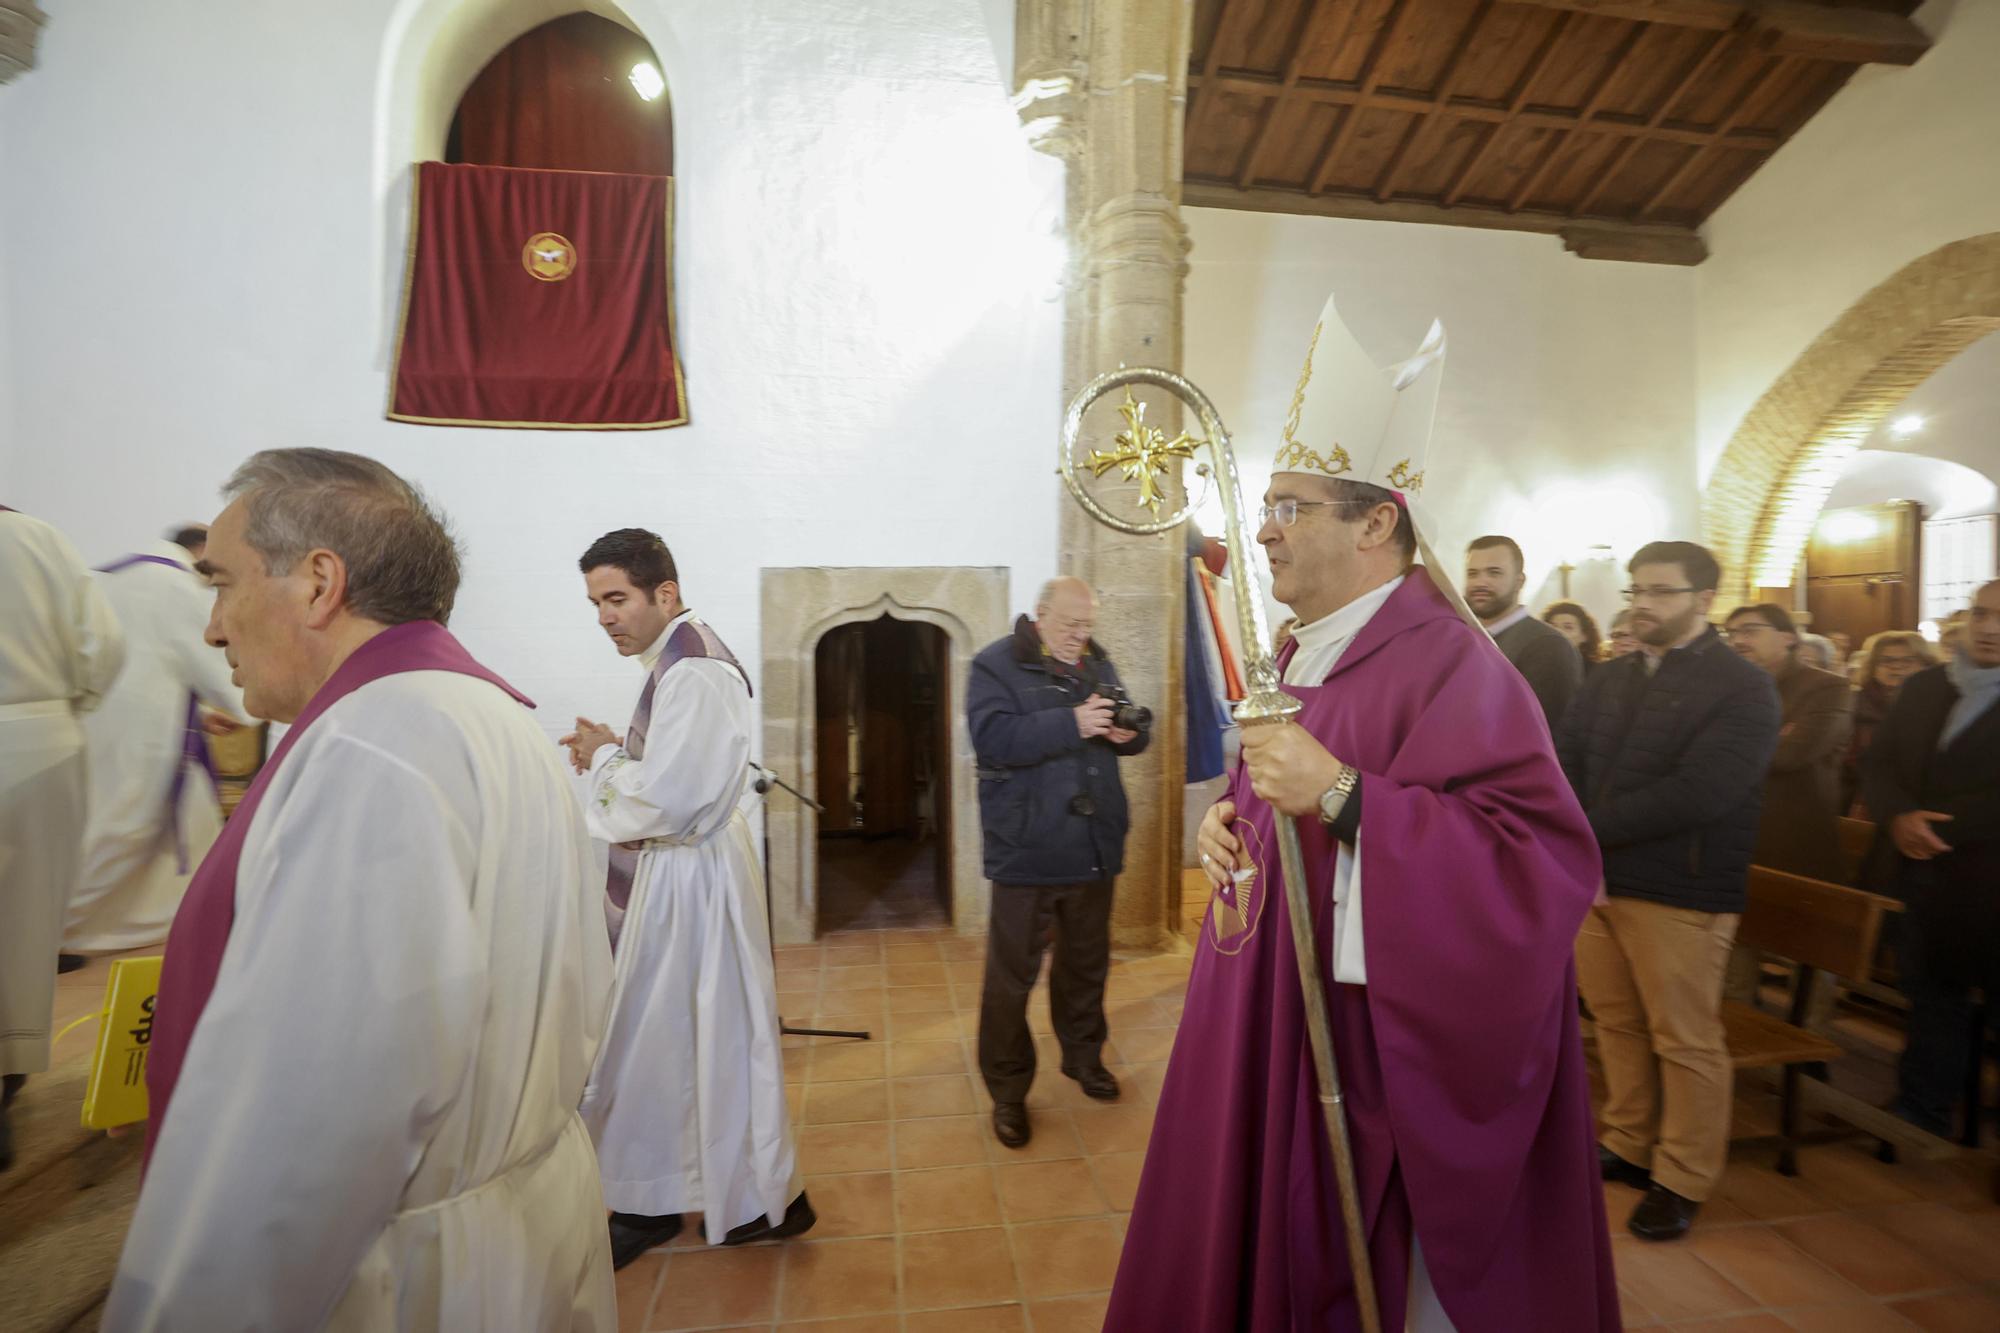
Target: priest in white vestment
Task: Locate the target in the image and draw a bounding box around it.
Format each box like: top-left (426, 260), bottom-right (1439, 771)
top-left (564, 528), bottom-right (812, 1269)
top-left (106, 450), bottom-right (615, 1331)
top-left (0, 505), bottom-right (126, 1170)
top-left (70, 534), bottom-right (247, 954)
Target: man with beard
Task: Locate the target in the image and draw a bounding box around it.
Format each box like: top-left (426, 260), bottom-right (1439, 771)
top-left (1106, 294), bottom-right (1616, 1331)
top-left (1558, 541), bottom-right (1780, 1241)
top-left (1464, 534), bottom-right (1581, 729)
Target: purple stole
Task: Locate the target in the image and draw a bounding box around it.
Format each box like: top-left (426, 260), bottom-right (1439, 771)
top-left (144, 620), bottom-right (531, 1167)
top-left (96, 553), bottom-right (218, 870)
top-left (1104, 569), bottom-right (1618, 1332)
top-left (604, 615), bottom-right (750, 914)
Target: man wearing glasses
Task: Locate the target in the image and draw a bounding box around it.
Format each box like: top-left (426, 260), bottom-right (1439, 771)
top-left (1723, 603), bottom-right (1852, 883)
top-left (1558, 541), bottom-right (1781, 1241)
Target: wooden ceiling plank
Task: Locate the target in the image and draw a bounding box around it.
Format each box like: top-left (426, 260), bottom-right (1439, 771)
top-left (1636, 51), bottom-right (1795, 217)
top-left (1188, 0), bottom-right (1275, 151)
top-left (1505, 19), bottom-right (1649, 211)
top-left (1186, 178), bottom-right (1707, 263)
top-left (1501, 0), bottom-right (1930, 66)
top-left (1372, 0), bottom-right (1500, 202)
top-left (1573, 23), bottom-right (1738, 213)
top-left (1235, 0), bottom-right (1356, 190)
top-left (1308, 0), bottom-right (1426, 195)
top-left (1441, 9), bottom-right (1575, 206)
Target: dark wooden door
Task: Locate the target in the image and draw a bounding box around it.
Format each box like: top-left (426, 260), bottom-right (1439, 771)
top-left (1805, 501), bottom-right (1921, 643)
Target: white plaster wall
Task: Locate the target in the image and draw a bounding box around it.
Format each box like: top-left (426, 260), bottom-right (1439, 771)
top-left (1185, 207), bottom-right (1698, 630)
top-left (1696, 0), bottom-right (2000, 485)
top-left (0, 0), bottom-right (1063, 753)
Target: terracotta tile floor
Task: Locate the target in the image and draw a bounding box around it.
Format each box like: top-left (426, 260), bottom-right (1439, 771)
top-left (617, 924), bottom-right (2000, 1332)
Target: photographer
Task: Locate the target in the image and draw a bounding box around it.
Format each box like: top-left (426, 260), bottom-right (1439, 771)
top-left (968, 576), bottom-right (1149, 1149)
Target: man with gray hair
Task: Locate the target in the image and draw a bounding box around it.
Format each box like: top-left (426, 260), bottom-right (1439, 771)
top-left (968, 575), bottom-right (1148, 1148)
top-left (106, 449), bottom-right (616, 1330)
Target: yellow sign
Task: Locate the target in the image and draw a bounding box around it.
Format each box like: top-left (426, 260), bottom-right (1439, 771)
top-left (81, 955), bottom-right (164, 1130)
top-left (522, 231), bottom-right (578, 282)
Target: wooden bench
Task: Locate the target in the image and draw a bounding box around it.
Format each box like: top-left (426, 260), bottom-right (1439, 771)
top-left (1726, 865), bottom-right (1898, 1175)
top-left (1836, 816), bottom-right (1876, 886)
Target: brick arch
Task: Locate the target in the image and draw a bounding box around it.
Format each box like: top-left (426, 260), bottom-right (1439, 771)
top-left (1702, 234), bottom-right (2000, 606)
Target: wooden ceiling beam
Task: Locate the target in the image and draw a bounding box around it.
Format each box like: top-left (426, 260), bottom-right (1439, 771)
top-left (1497, 0), bottom-right (1930, 66)
top-left (1636, 52), bottom-right (1797, 217)
top-left (1571, 23), bottom-right (1740, 214)
top-left (1185, 178), bottom-right (1708, 263)
top-left (1371, 0), bottom-right (1499, 202)
top-left (1308, 0), bottom-right (1426, 195)
top-left (1234, 0), bottom-right (1357, 191)
top-left (1442, 10), bottom-right (1575, 206)
top-left (1189, 72), bottom-right (1784, 148)
top-left (1505, 20), bottom-right (1648, 211)
top-left (1186, 0), bottom-right (1270, 153)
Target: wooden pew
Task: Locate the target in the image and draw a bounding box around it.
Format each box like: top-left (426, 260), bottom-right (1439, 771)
top-left (1725, 866), bottom-right (1898, 1175)
top-left (1836, 816), bottom-right (1876, 886)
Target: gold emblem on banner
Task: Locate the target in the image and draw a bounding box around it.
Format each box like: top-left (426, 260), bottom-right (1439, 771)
top-left (522, 232), bottom-right (578, 282)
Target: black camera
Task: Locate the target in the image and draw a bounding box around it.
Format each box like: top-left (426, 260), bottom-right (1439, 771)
top-left (1102, 684), bottom-right (1151, 734)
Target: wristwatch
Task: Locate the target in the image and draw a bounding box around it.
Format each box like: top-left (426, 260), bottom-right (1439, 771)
top-left (1317, 764), bottom-right (1359, 825)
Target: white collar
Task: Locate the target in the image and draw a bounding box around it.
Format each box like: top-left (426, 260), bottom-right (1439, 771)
top-left (638, 609), bottom-right (695, 671)
top-left (1289, 575), bottom-right (1404, 660)
top-left (1482, 604), bottom-right (1532, 638)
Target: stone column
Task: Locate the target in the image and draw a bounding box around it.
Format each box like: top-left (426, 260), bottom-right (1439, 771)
top-left (1016, 0), bottom-right (1193, 952)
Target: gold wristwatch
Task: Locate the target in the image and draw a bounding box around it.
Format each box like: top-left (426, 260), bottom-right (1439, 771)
top-left (1317, 764), bottom-right (1359, 825)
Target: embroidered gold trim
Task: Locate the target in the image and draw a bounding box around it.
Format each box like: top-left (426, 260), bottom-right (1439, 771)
top-left (1386, 458), bottom-right (1425, 493)
top-left (1273, 322), bottom-right (1351, 476)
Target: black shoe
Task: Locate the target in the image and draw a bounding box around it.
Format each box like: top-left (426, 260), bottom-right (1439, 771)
top-left (1063, 1065), bottom-right (1121, 1101)
top-left (718, 1191), bottom-right (817, 1246)
top-left (56, 954), bottom-right (87, 975)
top-left (993, 1101), bottom-right (1031, 1148)
top-left (608, 1212), bottom-right (682, 1270)
top-left (1627, 1184), bottom-right (1700, 1241)
top-left (1599, 1146), bottom-right (1652, 1190)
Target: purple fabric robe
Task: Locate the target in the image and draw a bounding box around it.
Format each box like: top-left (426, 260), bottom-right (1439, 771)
top-left (144, 620), bottom-right (531, 1168)
top-left (1105, 568), bottom-right (1618, 1332)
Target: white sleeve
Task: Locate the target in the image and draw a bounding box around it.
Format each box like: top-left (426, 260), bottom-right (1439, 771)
top-left (1331, 834), bottom-right (1368, 986)
top-left (65, 546), bottom-right (126, 714)
top-left (104, 728), bottom-right (486, 1333)
top-left (169, 579), bottom-right (246, 720)
top-left (584, 661), bottom-right (750, 844)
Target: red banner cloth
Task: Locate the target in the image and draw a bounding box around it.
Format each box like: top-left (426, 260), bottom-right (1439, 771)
top-left (389, 162), bottom-right (687, 429)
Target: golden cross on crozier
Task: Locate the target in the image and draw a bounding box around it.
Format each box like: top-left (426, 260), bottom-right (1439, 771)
top-left (1086, 388), bottom-right (1203, 517)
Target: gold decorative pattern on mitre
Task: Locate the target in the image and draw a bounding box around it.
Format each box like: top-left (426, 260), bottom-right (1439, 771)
top-left (1274, 321), bottom-right (1351, 477)
top-left (1386, 459), bottom-right (1425, 493)
top-left (1086, 388), bottom-right (1202, 516)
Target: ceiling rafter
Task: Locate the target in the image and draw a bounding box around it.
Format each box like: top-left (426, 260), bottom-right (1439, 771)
top-left (1636, 51), bottom-right (1797, 217)
top-left (1500, 0), bottom-right (1930, 66)
top-left (1307, 0), bottom-right (1428, 196)
top-left (1371, 0), bottom-right (1500, 202)
top-left (1441, 9), bottom-right (1576, 207)
top-left (1185, 0), bottom-right (1269, 157)
top-left (1505, 21), bottom-right (1649, 212)
top-left (1234, 0), bottom-right (1359, 190)
top-left (1571, 22), bottom-right (1743, 214)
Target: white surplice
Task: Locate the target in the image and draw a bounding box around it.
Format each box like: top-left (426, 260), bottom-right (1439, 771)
top-left (70, 541), bottom-right (245, 953)
top-left (105, 670), bottom-right (616, 1332)
top-left (579, 613), bottom-right (799, 1233)
top-left (1280, 571), bottom-right (1455, 1333)
top-left (0, 510), bottom-right (125, 1077)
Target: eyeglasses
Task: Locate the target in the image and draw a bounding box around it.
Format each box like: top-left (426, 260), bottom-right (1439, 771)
top-left (1622, 585), bottom-right (1697, 604)
top-left (1257, 498), bottom-right (1367, 528)
top-left (1724, 623), bottom-right (1776, 640)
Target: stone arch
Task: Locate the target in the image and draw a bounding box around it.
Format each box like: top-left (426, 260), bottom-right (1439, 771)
top-left (1703, 233), bottom-right (2000, 605)
top-left (759, 568), bottom-right (1010, 945)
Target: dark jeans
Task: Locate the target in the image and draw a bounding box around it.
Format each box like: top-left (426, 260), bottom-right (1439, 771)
top-left (1896, 874), bottom-right (2000, 1136)
top-left (977, 880), bottom-right (1112, 1104)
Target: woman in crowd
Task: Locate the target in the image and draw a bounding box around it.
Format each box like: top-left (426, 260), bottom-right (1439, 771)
top-left (1541, 600), bottom-right (1604, 674)
top-left (1603, 608), bottom-right (1640, 660)
top-left (1843, 629), bottom-right (1939, 815)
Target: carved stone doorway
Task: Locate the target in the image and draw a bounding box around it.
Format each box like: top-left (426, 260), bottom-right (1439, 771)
top-left (759, 568), bottom-right (1008, 946)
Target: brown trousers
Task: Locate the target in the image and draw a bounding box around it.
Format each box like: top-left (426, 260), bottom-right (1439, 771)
top-left (1576, 896), bottom-right (1740, 1201)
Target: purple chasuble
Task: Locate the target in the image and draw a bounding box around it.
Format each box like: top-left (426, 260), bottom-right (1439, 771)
top-left (1104, 568), bottom-right (1618, 1332)
top-left (604, 614), bottom-right (750, 915)
top-left (144, 620), bottom-right (532, 1168)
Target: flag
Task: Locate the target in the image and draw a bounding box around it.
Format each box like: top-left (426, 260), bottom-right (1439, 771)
top-left (389, 161), bottom-right (687, 429)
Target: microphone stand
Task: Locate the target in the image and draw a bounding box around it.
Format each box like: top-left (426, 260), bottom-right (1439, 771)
top-left (749, 761), bottom-right (872, 1042)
